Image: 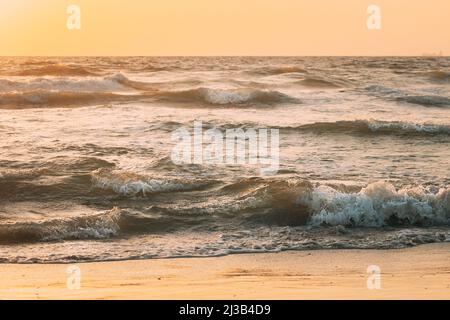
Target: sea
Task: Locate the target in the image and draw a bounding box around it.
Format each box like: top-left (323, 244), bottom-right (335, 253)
top-left (0, 56), bottom-right (449, 263)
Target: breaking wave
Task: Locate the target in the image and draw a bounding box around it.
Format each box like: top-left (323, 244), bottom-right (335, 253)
top-left (0, 90), bottom-right (128, 108)
top-left (0, 76), bottom-right (277, 108)
top-left (149, 119), bottom-right (450, 137)
top-left (0, 208), bottom-right (122, 244)
top-left (214, 178), bottom-right (450, 228)
top-left (153, 87), bottom-right (300, 105)
top-left (288, 120), bottom-right (450, 136)
top-left (105, 73), bottom-right (156, 90)
top-left (90, 168), bottom-right (217, 196)
top-left (89, 176), bottom-right (450, 229)
top-left (0, 73), bottom-right (156, 93)
top-left (0, 90), bottom-right (153, 108)
top-left (303, 181), bottom-right (450, 227)
top-left (0, 177), bottom-right (448, 244)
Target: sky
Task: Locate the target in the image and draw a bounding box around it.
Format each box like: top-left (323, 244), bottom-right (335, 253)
top-left (0, 0), bottom-right (449, 56)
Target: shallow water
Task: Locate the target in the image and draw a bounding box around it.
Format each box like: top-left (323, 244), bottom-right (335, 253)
top-left (0, 56), bottom-right (449, 263)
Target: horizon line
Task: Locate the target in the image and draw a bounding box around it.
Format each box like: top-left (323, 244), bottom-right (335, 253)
top-left (0, 55), bottom-right (448, 58)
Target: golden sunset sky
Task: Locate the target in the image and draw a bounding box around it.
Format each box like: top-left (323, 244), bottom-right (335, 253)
top-left (0, 0), bottom-right (449, 56)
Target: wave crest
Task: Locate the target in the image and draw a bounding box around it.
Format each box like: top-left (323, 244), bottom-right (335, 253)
top-left (0, 208), bottom-right (121, 244)
top-left (0, 73), bottom-right (156, 93)
top-left (300, 181), bottom-right (450, 227)
top-left (291, 120), bottom-right (450, 136)
top-left (219, 178), bottom-right (450, 227)
top-left (105, 73), bottom-right (156, 90)
top-left (0, 178), bottom-right (448, 244)
top-left (91, 168), bottom-right (216, 196)
top-left (166, 178), bottom-right (450, 227)
top-left (146, 119), bottom-right (450, 137)
top-left (0, 90), bottom-right (153, 108)
top-left (154, 87), bottom-right (300, 105)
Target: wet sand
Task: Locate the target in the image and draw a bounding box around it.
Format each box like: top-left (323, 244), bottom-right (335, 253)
top-left (0, 243), bottom-right (449, 300)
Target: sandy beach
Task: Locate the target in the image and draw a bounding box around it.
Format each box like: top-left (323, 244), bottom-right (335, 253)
top-left (0, 243), bottom-right (449, 300)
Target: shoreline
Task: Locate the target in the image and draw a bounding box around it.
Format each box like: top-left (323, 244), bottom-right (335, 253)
top-left (0, 243), bottom-right (449, 299)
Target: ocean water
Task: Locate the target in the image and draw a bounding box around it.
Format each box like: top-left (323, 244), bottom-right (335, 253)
top-left (0, 56), bottom-right (449, 263)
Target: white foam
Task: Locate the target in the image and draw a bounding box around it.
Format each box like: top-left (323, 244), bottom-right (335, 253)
top-left (299, 181), bottom-right (450, 227)
top-left (366, 120), bottom-right (450, 134)
top-left (91, 169), bottom-right (209, 196)
top-left (202, 88), bottom-right (257, 104)
top-left (0, 74), bottom-right (132, 93)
